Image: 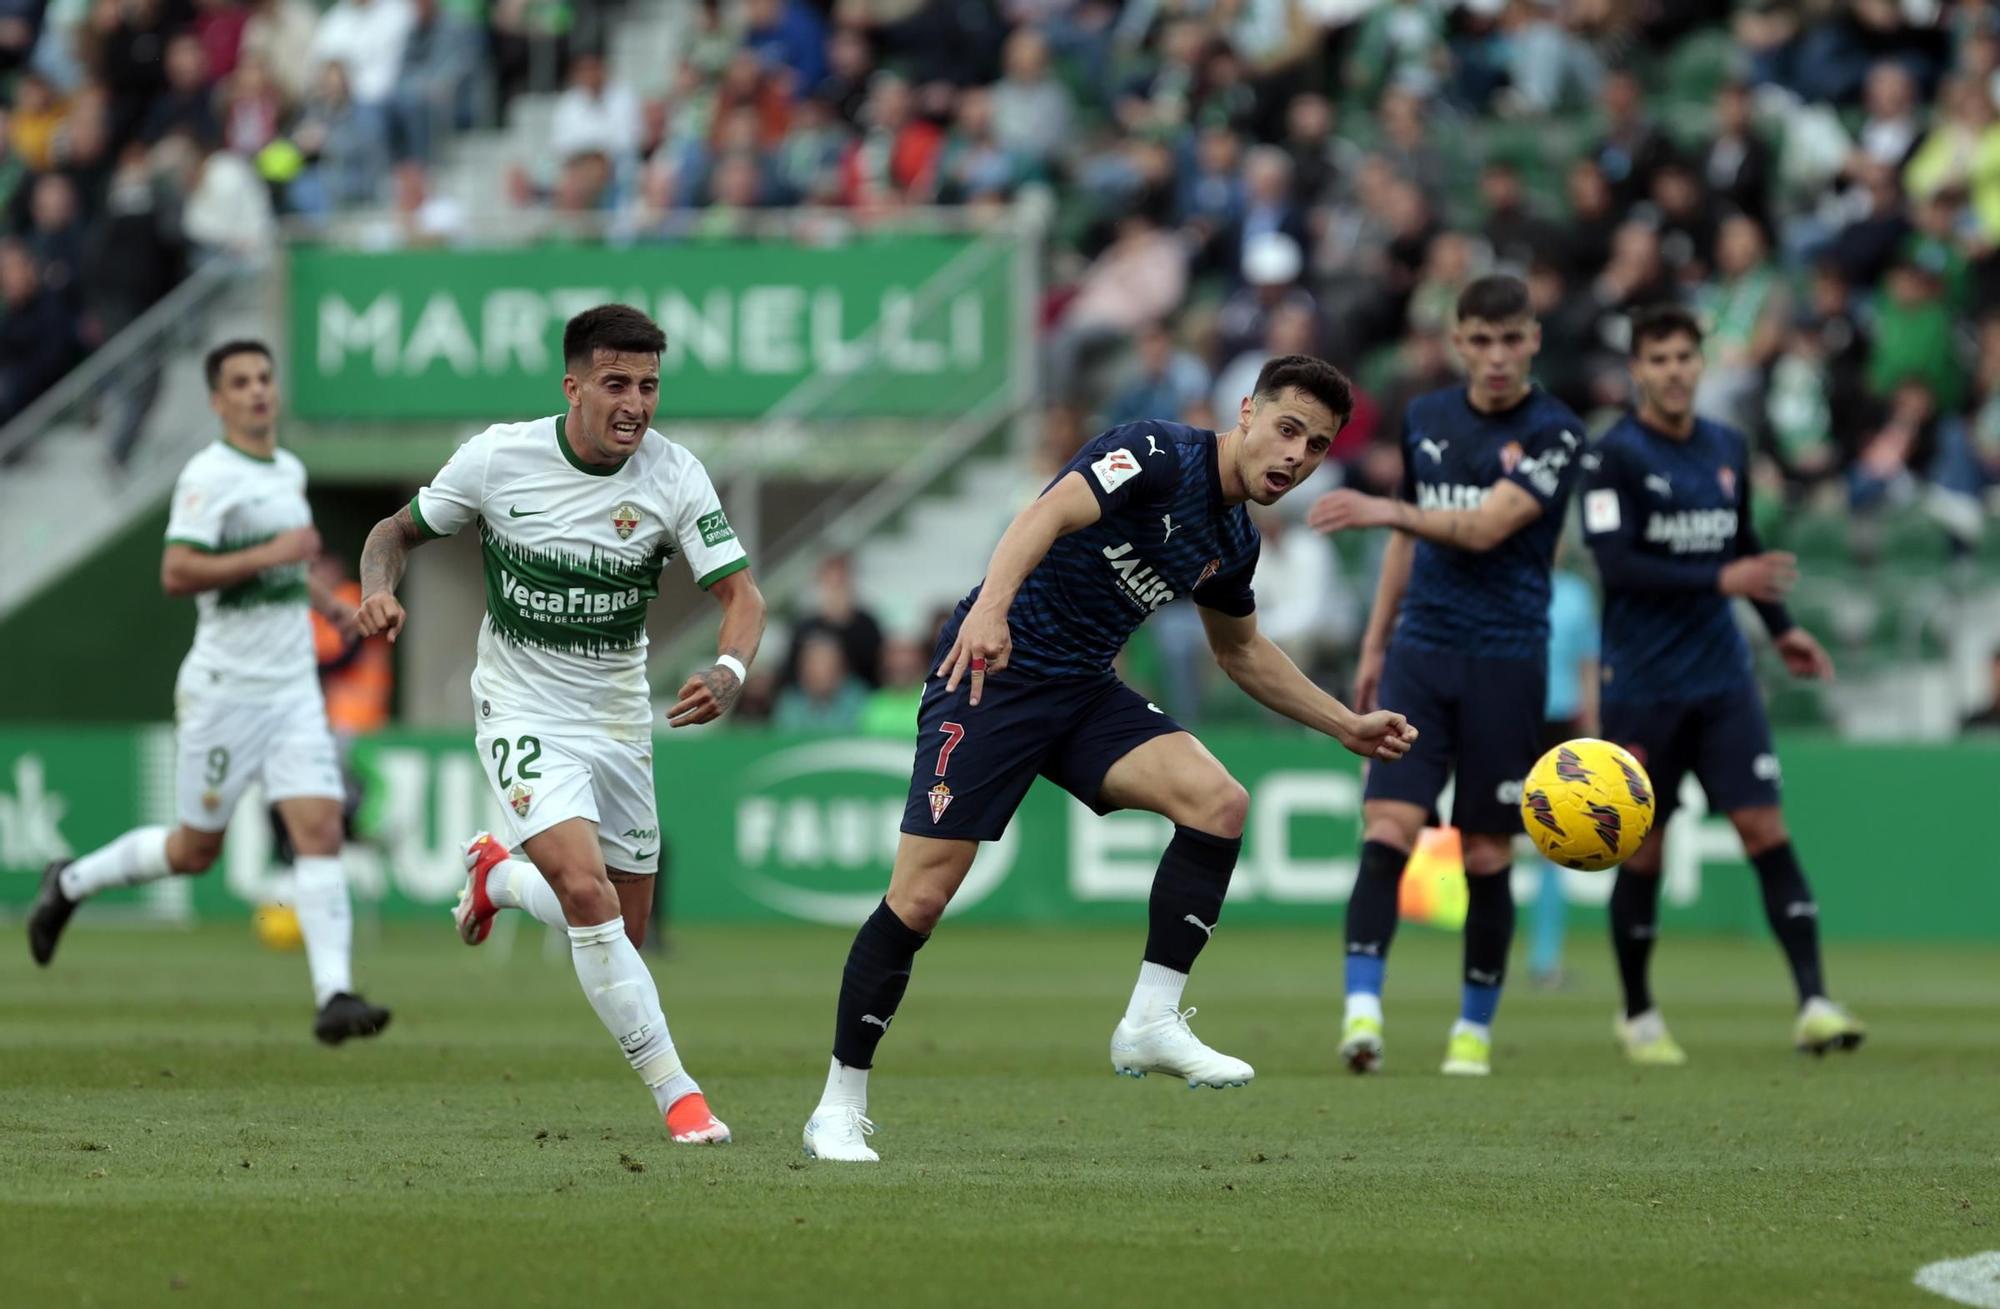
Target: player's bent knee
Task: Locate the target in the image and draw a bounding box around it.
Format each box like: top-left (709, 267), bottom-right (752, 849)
top-left (167, 828), bottom-right (223, 874)
top-left (541, 864), bottom-right (619, 924)
top-left (1361, 811), bottom-right (1422, 853)
top-left (1730, 806), bottom-right (1788, 856)
top-left (1462, 834), bottom-right (1514, 875)
top-left (886, 883), bottom-right (952, 934)
top-left (1199, 778), bottom-right (1250, 839)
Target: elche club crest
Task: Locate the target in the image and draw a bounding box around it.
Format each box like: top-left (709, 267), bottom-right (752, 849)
top-left (611, 503), bottom-right (642, 539)
top-left (927, 782), bottom-right (953, 824)
top-left (509, 783), bottom-right (532, 818)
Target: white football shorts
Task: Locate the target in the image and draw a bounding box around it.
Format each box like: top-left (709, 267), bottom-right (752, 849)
top-left (473, 724), bottom-right (660, 874)
top-left (174, 684), bottom-right (343, 831)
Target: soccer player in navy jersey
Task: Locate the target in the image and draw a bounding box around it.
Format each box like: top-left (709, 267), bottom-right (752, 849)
top-left (1583, 304), bottom-right (1864, 1065)
top-left (800, 355), bottom-right (1419, 1162)
top-left (1308, 275), bottom-right (1585, 1077)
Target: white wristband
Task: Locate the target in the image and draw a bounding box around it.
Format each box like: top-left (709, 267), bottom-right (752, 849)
top-left (714, 654), bottom-right (747, 682)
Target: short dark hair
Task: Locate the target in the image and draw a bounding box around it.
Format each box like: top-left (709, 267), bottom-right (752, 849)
top-left (1455, 274), bottom-right (1532, 324)
top-left (563, 304), bottom-right (667, 372)
top-left (1252, 354), bottom-right (1353, 426)
top-left (204, 339), bottom-right (273, 391)
top-left (1629, 303), bottom-right (1703, 355)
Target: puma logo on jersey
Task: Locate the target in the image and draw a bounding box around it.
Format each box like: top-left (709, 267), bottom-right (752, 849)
top-left (1145, 434), bottom-right (1163, 456)
top-left (1100, 542), bottom-right (1176, 612)
top-left (1418, 437), bottom-right (1449, 463)
top-left (1161, 514), bottom-right (1177, 541)
top-left (1644, 474), bottom-right (1673, 499)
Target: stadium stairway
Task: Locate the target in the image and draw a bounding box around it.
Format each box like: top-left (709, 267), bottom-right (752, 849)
top-left (848, 454), bottom-right (1046, 636)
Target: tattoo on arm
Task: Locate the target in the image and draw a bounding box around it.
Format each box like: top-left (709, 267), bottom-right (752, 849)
top-left (701, 645), bottom-right (748, 715)
top-left (359, 505), bottom-right (425, 598)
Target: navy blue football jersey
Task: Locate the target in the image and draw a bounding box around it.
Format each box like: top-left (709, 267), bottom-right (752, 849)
top-left (944, 420), bottom-right (1260, 679)
top-left (1583, 413), bottom-right (1792, 702)
top-left (1394, 386), bottom-right (1584, 659)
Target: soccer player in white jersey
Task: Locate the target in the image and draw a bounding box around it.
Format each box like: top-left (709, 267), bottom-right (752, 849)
top-left (353, 304), bottom-right (765, 1145)
top-left (27, 341), bottom-right (391, 1045)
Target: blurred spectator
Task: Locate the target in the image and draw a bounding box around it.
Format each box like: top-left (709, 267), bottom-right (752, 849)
top-left (289, 62), bottom-right (390, 214)
top-left (1374, 86), bottom-right (1450, 205)
top-left (191, 0), bottom-right (248, 82)
top-left (241, 0), bottom-right (319, 104)
top-left (837, 72), bottom-right (940, 208)
top-left (389, 0), bottom-right (483, 164)
top-left (1590, 67), bottom-right (1673, 210)
top-left (859, 635), bottom-right (928, 737)
top-left (1870, 242), bottom-right (1967, 414)
top-left (350, 160), bottom-right (467, 249)
top-left (770, 94), bottom-right (847, 205)
top-left (1695, 213), bottom-right (1788, 433)
top-left (142, 33), bottom-right (221, 145)
top-left (308, 0), bottom-right (415, 115)
top-left (1104, 319), bottom-right (1210, 427)
top-left (1702, 81), bottom-right (1775, 232)
top-left (1210, 145), bottom-right (1309, 285)
top-left (96, 0), bottom-right (172, 150)
top-left (0, 238), bottom-right (78, 425)
top-left (1049, 208), bottom-right (1187, 402)
top-left (550, 50), bottom-right (641, 166)
top-left (1280, 91), bottom-right (1344, 208)
top-left (816, 24), bottom-right (875, 127)
top-left (1346, 0), bottom-right (1446, 105)
top-left (181, 137), bottom-right (276, 257)
top-left (990, 25), bottom-right (1070, 168)
top-left (784, 554), bottom-right (885, 690)
top-left (1846, 379), bottom-right (1941, 511)
top-left (775, 633), bottom-right (868, 734)
top-left (1215, 229), bottom-right (1313, 359)
top-left (1904, 75), bottom-right (2000, 239)
top-left (935, 87), bottom-right (1017, 207)
top-left (1560, 155), bottom-right (1620, 281)
top-left (310, 551), bottom-right (392, 738)
top-left (1212, 297), bottom-right (1317, 423)
top-left (220, 55), bottom-right (284, 157)
top-left (1644, 159), bottom-right (1718, 284)
top-left (744, 0), bottom-right (827, 94)
top-left (1765, 260), bottom-right (1871, 492)
top-left (1500, 0), bottom-right (1604, 116)
top-left (9, 70), bottom-right (64, 168)
top-left (1480, 158), bottom-right (1564, 271)
top-left (1116, 16), bottom-right (1206, 135)
top-left (25, 173), bottom-right (87, 309)
top-left (1856, 59), bottom-right (1923, 170)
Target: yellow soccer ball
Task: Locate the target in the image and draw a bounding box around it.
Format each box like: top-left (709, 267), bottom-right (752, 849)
top-left (253, 903), bottom-right (304, 951)
top-left (1519, 738), bottom-right (1657, 872)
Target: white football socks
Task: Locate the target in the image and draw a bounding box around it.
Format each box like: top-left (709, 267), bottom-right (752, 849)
top-left (1346, 992), bottom-right (1384, 1025)
top-left (292, 855), bottom-right (354, 1008)
top-left (60, 825), bottom-right (172, 900)
top-left (568, 919), bottom-right (697, 1114)
top-left (486, 857), bottom-right (567, 928)
top-left (1124, 961), bottom-right (1189, 1024)
top-left (818, 1056), bottom-right (870, 1113)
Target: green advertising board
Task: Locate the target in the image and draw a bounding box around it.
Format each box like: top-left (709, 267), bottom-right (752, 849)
top-left (286, 234), bottom-right (1020, 421)
top-left (2, 727), bottom-right (1993, 941)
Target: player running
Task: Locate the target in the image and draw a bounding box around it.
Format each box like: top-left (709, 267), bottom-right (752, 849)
top-left (27, 341), bottom-right (390, 1044)
top-left (1582, 304), bottom-right (1863, 1064)
top-left (1308, 275), bottom-right (1585, 1077)
top-left (800, 355), bottom-right (1418, 1163)
top-left (353, 304), bottom-right (766, 1143)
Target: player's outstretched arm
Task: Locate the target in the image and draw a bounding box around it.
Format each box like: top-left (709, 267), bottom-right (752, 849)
top-left (160, 527), bottom-right (321, 598)
top-left (1199, 606), bottom-right (1417, 762)
top-left (667, 568), bottom-right (767, 728)
top-left (1308, 481), bottom-right (1543, 553)
top-left (938, 471), bottom-right (1104, 705)
top-left (355, 505), bottom-right (428, 643)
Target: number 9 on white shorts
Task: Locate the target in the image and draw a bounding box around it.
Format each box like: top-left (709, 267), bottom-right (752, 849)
top-left (475, 728), bottom-right (661, 875)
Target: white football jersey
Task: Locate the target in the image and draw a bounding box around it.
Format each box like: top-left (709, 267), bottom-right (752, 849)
top-left (412, 415), bottom-right (748, 739)
top-left (164, 441), bottom-right (316, 697)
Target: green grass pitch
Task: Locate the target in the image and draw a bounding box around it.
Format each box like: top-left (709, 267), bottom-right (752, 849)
top-left (2, 919), bottom-right (1996, 1307)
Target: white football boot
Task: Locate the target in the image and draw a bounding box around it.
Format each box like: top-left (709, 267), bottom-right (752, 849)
top-left (1109, 1006), bottom-right (1254, 1088)
top-left (802, 1105), bottom-right (880, 1163)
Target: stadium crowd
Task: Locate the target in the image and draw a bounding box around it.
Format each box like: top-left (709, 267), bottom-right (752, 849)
top-left (0, 0), bottom-right (615, 438)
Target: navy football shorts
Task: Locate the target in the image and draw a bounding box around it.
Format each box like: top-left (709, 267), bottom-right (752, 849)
top-left (1601, 681), bottom-right (1780, 823)
top-left (1362, 643), bottom-right (1546, 834)
top-left (900, 666), bottom-right (1186, 842)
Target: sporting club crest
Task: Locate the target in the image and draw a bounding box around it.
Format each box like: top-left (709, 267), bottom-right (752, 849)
top-left (611, 503), bottom-right (641, 539)
top-left (1717, 466), bottom-right (1736, 500)
top-left (927, 782), bottom-right (953, 824)
top-left (1499, 441), bottom-right (1524, 474)
top-left (509, 783), bottom-right (532, 818)
top-left (1195, 558), bottom-right (1222, 588)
